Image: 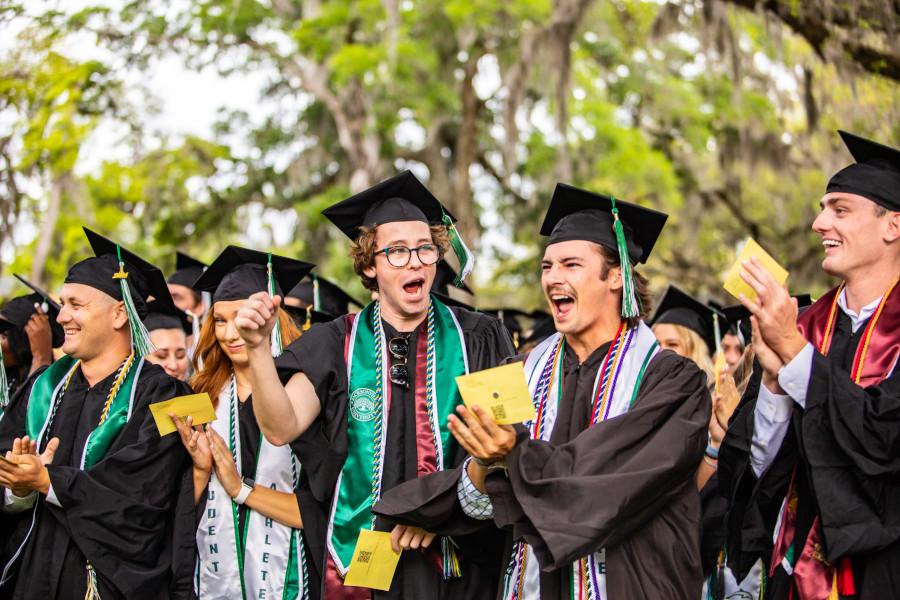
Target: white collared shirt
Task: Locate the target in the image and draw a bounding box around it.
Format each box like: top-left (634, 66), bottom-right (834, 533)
top-left (750, 288), bottom-right (883, 477)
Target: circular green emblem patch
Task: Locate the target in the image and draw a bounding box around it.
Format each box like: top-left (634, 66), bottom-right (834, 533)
top-left (349, 388), bottom-right (377, 422)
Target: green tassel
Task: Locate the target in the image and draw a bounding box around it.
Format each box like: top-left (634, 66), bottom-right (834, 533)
top-left (312, 274), bottom-right (321, 311)
top-left (114, 245), bottom-right (155, 357)
top-left (441, 212), bottom-right (474, 288)
top-left (610, 196), bottom-right (639, 319)
top-left (0, 341), bottom-right (9, 409)
top-left (267, 253), bottom-right (283, 358)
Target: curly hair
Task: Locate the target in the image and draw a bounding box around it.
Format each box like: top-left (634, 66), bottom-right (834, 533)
top-left (350, 224), bottom-right (452, 292)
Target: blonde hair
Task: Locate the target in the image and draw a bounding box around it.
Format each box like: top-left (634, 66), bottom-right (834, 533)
top-left (652, 322), bottom-right (715, 382)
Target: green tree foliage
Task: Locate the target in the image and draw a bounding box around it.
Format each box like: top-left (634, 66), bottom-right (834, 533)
top-left (1, 0), bottom-right (897, 312)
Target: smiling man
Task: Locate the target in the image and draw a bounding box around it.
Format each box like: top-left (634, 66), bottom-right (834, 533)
top-left (0, 228), bottom-right (194, 599)
top-left (719, 131), bottom-right (900, 600)
top-left (234, 171), bottom-right (514, 599)
top-left (380, 184), bottom-right (711, 598)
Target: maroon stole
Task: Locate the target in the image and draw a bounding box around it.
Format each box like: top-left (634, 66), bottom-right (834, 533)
top-left (322, 315), bottom-right (446, 599)
top-left (770, 281), bottom-right (900, 599)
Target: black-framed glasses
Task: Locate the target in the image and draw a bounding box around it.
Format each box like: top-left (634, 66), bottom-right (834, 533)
top-left (388, 336), bottom-right (410, 388)
top-left (377, 244), bottom-right (441, 267)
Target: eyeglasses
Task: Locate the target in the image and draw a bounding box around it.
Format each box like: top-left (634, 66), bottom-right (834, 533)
top-left (388, 336), bottom-right (410, 388)
top-left (377, 244), bottom-right (441, 267)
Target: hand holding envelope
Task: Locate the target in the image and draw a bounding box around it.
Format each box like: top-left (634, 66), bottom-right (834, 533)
top-left (723, 239), bottom-right (788, 303)
top-left (343, 529), bottom-right (402, 591)
top-left (455, 362), bottom-right (536, 425)
top-left (149, 393), bottom-right (217, 436)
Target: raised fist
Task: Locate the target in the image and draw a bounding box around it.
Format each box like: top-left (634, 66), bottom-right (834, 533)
top-left (235, 291), bottom-right (282, 349)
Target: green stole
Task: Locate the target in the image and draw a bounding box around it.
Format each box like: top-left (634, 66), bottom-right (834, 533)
top-left (26, 354), bottom-right (142, 467)
top-left (328, 296), bottom-right (467, 573)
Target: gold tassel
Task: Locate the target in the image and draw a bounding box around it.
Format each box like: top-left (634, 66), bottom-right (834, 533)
top-left (85, 562), bottom-right (101, 600)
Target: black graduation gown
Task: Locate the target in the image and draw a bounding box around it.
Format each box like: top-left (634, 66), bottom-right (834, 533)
top-left (195, 392), bottom-right (316, 599)
top-left (0, 360), bottom-right (195, 600)
top-left (274, 307), bottom-right (515, 600)
top-left (719, 311), bottom-right (900, 599)
top-left (376, 341), bottom-right (711, 599)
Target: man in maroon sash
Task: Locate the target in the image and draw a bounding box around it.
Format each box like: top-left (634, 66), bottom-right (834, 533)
top-left (719, 131), bottom-right (900, 600)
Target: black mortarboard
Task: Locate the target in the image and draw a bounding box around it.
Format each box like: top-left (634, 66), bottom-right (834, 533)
top-left (431, 262), bottom-right (473, 296)
top-left (13, 274), bottom-right (60, 312)
top-left (522, 314), bottom-right (556, 347)
top-left (0, 297), bottom-right (64, 348)
top-left (167, 252), bottom-right (208, 289)
top-left (194, 246), bottom-right (315, 303)
top-left (283, 304), bottom-right (337, 331)
top-left (64, 227), bottom-right (171, 355)
top-left (650, 285), bottom-right (723, 355)
top-left (482, 308), bottom-right (531, 335)
top-left (286, 274), bottom-right (362, 317)
top-left (483, 307), bottom-right (533, 349)
top-left (539, 183), bottom-right (668, 264)
top-left (827, 130), bottom-right (900, 211)
top-left (143, 298), bottom-right (193, 335)
top-left (430, 261), bottom-right (475, 310)
top-left (323, 170), bottom-right (456, 240)
top-left (66, 227), bottom-right (169, 317)
top-left (0, 275), bottom-right (65, 347)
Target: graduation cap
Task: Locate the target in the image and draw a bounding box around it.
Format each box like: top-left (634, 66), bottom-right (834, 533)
top-left (650, 285), bottom-right (724, 356)
top-left (431, 262), bottom-right (473, 296)
top-left (521, 313), bottom-right (556, 348)
top-left (429, 261), bottom-right (475, 311)
top-left (193, 246), bottom-right (315, 356)
top-left (143, 298), bottom-right (193, 336)
top-left (282, 304), bottom-right (336, 332)
top-left (0, 275), bottom-right (65, 348)
top-left (194, 246), bottom-right (315, 302)
top-left (167, 251), bottom-right (208, 289)
top-left (322, 170), bottom-right (474, 287)
top-left (286, 274), bottom-right (362, 317)
top-left (482, 308), bottom-right (533, 350)
top-left (827, 130), bottom-right (900, 211)
top-left (540, 183), bottom-right (668, 318)
top-left (64, 227), bottom-right (170, 356)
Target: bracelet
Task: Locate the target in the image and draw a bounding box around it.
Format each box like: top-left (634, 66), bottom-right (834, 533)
top-left (705, 444), bottom-right (720, 459)
top-left (703, 456), bottom-right (718, 468)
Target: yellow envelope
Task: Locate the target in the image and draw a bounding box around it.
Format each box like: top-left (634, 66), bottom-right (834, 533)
top-left (149, 393), bottom-right (216, 437)
top-left (455, 362), bottom-right (536, 425)
top-left (723, 238), bottom-right (789, 302)
top-left (342, 529), bottom-right (402, 591)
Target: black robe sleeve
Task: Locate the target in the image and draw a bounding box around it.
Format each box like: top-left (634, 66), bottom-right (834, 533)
top-left (485, 351), bottom-right (709, 570)
top-left (275, 319), bottom-right (349, 505)
top-left (718, 363), bottom-right (797, 579)
top-left (43, 370), bottom-right (194, 599)
top-left (799, 351), bottom-right (900, 559)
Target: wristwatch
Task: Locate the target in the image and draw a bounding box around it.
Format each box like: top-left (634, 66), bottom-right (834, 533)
top-left (233, 476), bottom-right (255, 505)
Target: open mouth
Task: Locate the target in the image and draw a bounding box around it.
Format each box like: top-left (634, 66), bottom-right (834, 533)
top-left (402, 277), bottom-right (426, 297)
top-left (550, 293), bottom-right (575, 319)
